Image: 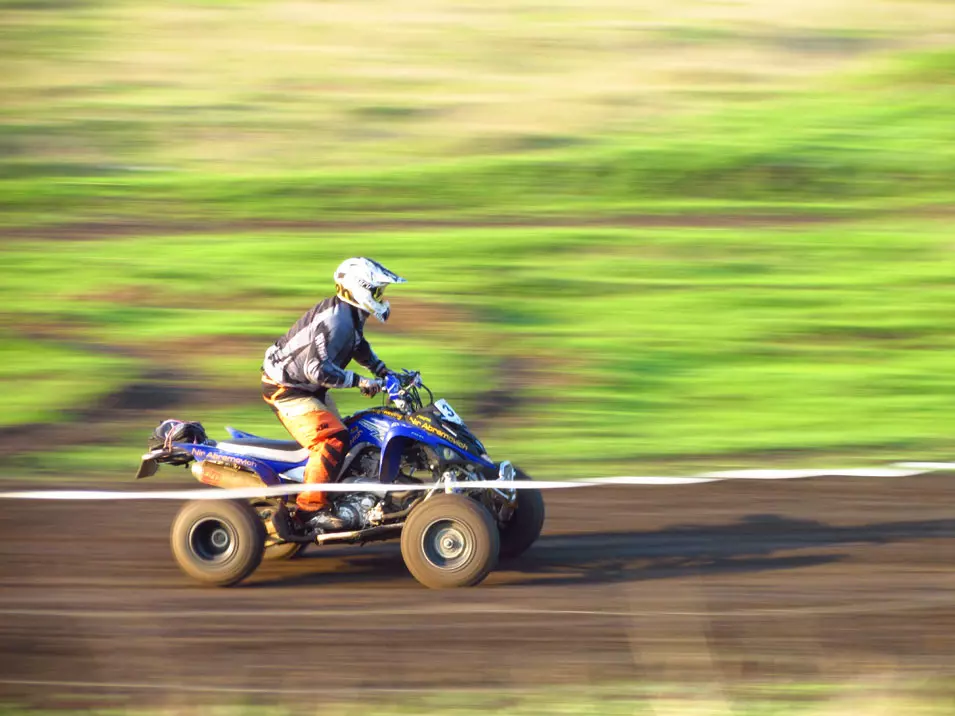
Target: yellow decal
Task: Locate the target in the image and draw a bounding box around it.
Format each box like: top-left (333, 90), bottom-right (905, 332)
top-left (408, 416), bottom-right (469, 452)
top-left (370, 408), bottom-right (403, 419)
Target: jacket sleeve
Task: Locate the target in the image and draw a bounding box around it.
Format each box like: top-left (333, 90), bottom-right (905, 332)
top-left (302, 333), bottom-right (357, 389)
top-left (353, 337), bottom-right (388, 377)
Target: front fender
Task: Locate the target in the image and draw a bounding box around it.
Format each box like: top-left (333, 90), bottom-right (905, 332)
top-left (378, 424), bottom-right (494, 483)
top-left (378, 424), bottom-right (430, 483)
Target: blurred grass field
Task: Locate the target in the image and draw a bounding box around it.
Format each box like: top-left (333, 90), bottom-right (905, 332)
top-left (1, 0), bottom-right (954, 479)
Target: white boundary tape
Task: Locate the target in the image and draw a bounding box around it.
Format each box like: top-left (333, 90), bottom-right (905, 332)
top-left (898, 462), bottom-right (955, 470)
top-left (0, 463), bottom-right (951, 501)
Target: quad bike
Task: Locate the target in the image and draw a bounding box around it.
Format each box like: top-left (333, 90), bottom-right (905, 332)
top-left (136, 371), bottom-right (545, 589)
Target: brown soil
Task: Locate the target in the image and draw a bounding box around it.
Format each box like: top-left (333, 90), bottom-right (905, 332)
top-left (76, 285), bottom-right (226, 310)
top-left (378, 296), bottom-right (476, 337)
top-left (1, 476), bottom-right (954, 708)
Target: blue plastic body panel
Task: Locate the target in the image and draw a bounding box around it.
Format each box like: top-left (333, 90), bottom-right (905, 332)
top-left (179, 405), bottom-right (495, 486)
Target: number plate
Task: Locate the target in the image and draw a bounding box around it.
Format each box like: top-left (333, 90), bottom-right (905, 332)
top-left (434, 399), bottom-right (464, 426)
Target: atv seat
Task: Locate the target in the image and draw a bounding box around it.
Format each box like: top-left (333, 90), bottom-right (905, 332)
top-left (217, 437), bottom-right (309, 463)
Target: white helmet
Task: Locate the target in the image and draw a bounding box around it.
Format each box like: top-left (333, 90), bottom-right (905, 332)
top-left (334, 257), bottom-right (406, 322)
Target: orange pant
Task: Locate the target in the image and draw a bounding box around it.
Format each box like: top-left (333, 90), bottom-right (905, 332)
top-left (263, 380), bottom-right (349, 511)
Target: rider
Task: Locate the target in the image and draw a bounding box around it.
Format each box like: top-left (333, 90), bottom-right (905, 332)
top-left (262, 257), bottom-right (406, 531)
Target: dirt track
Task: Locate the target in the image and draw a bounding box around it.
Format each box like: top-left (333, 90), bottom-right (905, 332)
top-left (2, 476), bottom-right (955, 708)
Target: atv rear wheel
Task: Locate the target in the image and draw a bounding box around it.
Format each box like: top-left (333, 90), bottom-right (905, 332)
top-left (498, 469), bottom-right (545, 560)
top-left (171, 500), bottom-right (265, 587)
top-left (401, 494), bottom-right (499, 589)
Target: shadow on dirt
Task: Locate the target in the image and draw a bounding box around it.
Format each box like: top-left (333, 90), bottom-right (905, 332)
top-left (252, 514), bottom-right (955, 589)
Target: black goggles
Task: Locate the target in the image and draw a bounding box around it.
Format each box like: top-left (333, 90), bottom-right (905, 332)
top-left (371, 285), bottom-right (387, 301)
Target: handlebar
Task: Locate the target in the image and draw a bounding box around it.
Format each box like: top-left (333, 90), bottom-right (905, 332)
top-left (381, 369), bottom-right (431, 413)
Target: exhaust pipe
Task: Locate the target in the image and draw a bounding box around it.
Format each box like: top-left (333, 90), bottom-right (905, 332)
top-left (190, 461), bottom-right (267, 490)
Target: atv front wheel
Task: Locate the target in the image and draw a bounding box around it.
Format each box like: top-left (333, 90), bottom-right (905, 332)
top-left (498, 469), bottom-right (545, 559)
top-left (401, 494), bottom-right (499, 589)
top-left (171, 500), bottom-right (265, 587)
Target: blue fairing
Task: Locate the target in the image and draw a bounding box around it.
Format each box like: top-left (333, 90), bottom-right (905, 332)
top-left (347, 409), bottom-right (494, 482)
top-left (179, 406), bottom-right (495, 486)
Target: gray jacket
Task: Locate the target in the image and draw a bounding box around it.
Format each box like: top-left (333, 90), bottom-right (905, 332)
top-left (263, 297), bottom-right (386, 391)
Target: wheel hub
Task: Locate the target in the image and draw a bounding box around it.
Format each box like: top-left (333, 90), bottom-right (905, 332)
top-left (436, 528), bottom-right (465, 559)
top-left (189, 518), bottom-right (237, 564)
top-left (422, 519), bottom-right (473, 570)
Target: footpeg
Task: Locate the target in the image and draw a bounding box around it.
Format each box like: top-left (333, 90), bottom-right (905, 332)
top-left (271, 504), bottom-right (319, 543)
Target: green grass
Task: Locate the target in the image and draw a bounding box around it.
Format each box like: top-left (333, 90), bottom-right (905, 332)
top-left (3, 215), bottom-right (955, 477)
top-left (3, 49), bottom-right (955, 226)
top-left (1, 48), bottom-right (954, 226)
top-left (2, 0), bottom-right (955, 478)
top-left (0, 334), bottom-right (137, 428)
top-left (3, 0), bottom-right (951, 177)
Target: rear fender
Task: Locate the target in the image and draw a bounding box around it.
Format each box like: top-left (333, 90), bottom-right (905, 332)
top-left (183, 443), bottom-right (283, 486)
top-left (136, 441), bottom-right (198, 479)
top-left (135, 455), bottom-right (160, 479)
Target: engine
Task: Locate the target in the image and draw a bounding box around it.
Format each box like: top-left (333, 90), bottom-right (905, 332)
top-left (332, 476), bottom-right (382, 529)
